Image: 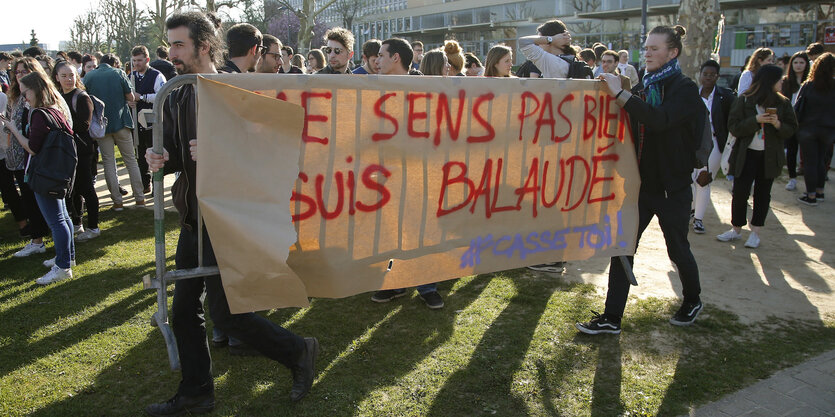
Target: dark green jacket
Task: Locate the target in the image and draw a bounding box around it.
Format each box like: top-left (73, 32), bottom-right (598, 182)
top-left (727, 95), bottom-right (797, 179)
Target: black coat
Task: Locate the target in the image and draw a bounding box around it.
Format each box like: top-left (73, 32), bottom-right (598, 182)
top-left (625, 72), bottom-right (705, 193)
top-left (707, 85), bottom-right (736, 153)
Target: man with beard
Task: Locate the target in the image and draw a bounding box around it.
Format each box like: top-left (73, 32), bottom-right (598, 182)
top-left (316, 27), bottom-right (354, 74)
top-left (256, 34), bottom-right (282, 74)
top-left (219, 23), bottom-right (263, 74)
top-left (144, 12), bottom-right (318, 416)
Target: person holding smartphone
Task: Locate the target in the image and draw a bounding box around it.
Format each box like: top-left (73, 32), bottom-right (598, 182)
top-left (718, 65), bottom-right (797, 248)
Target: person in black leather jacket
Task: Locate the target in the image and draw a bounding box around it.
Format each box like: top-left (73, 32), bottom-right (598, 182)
top-left (576, 25), bottom-right (705, 335)
top-left (144, 12), bottom-right (318, 417)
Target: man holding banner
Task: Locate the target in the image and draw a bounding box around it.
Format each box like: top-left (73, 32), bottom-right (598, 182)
top-left (144, 12), bottom-right (318, 416)
top-left (576, 25), bottom-right (705, 335)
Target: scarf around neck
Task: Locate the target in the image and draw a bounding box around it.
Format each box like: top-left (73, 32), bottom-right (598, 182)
top-left (643, 58), bottom-right (680, 108)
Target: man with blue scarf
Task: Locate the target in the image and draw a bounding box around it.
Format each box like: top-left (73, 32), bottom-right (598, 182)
top-left (577, 25), bottom-right (706, 335)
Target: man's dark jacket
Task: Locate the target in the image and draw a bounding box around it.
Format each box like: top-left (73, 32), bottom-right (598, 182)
top-left (625, 72), bottom-right (706, 193)
top-left (150, 59), bottom-right (177, 80)
top-left (708, 85), bottom-right (736, 153)
top-left (162, 84), bottom-right (199, 230)
top-left (315, 65), bottom-right (351, 74)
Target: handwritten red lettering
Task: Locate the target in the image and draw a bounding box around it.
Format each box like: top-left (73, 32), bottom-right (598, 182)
top-left (434, 90), bottom-right (466, 146)
top-left (407, 92), bottom-right (431, 139)
top-left (301, 91), bottom-right (332, 145)
top-left (372, 93), bottom-right (399, 142)
top-left (466, 93), bottom-right (495, 143)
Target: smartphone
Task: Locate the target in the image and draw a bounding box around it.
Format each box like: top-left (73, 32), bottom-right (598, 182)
top-left (766, 108), bottom-right (777, 115)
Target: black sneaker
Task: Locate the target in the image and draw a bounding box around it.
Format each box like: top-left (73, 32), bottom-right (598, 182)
top-left (693, 219), bottom-right (705, 234)
top-left (371, 289), bottom-right (407, 303)
top-left (670, 301), bottom-right (703, 326)
top-left (526, 262), bottom-right (566, 273)
top-left (798, 195), bottom-right (818, 206)
top-left (290, 337), bottom-right (319, 402)
top-left (575, 311), bottom-right (622, 335)
top-left (145, 392), bottom-right (215, 416)
top-left (119, 186), bottom-right (129, 196)
top-left (419, 291), bottom-right (444, 309)
top-left (817, 193), bottom-right (825, 201)
top-left (19, 224), bottom-right (32, 238)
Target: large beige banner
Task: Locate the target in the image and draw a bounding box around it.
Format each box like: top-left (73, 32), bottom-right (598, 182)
top-left (196, 74), bottom-right (640, 313)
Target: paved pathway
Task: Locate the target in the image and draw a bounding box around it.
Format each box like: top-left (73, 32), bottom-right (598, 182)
top-left (685, 349), bottom-right (835, 416)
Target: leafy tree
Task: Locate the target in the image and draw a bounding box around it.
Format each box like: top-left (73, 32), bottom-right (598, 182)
top-left (29, 30), bottom-right (39, 47)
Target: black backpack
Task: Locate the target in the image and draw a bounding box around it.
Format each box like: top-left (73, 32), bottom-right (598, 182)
top-left (559, 55), bottom-right (594, 79)
top-left (25, 109), bottom-right (78, 198)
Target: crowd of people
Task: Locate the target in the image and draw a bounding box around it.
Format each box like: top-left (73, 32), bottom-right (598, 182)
top-left (0, 11), bottom-right (833, 415)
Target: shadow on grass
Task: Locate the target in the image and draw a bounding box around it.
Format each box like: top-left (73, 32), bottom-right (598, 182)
top-left (425, 272), bottom-right (557, 416)
top-left (0, 263), bottom-right (158, 377)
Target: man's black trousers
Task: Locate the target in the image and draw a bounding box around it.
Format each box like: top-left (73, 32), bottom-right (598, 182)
top-left (604, 186), bottom-right (701, 320)
top-left (172, 226), bottom-right (305, 397)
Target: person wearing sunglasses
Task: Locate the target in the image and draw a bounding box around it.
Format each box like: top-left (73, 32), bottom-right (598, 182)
top-left (256, 34), bottom-right (282, 74)
top-left (315, 27), bottom-right (354, 74)
top-left (219, 23), bottom-right (263, 74)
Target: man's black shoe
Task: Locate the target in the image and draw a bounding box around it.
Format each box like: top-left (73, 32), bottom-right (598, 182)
top-left (290, 337), bottom-right (319, 402)
top-left (19, 224), bottom-right (32, 238)
top-left (575, 311), bottom-right (622, 335)
top-left (119, 186), bottom-right (129, 196)
top-left (371, 289), bottom-right (407, 303)
top-left (145, 392), bottom-right (214, 416)
top-left (419, 291), bottom-right (444, 309)
top-left (670, 301), bottom-right (703, 326)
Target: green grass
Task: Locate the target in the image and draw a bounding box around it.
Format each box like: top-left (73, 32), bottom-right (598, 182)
top-left (0, 207), bottom-right (833, 416)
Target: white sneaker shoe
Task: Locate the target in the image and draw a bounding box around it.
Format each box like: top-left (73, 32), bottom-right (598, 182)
top-left (14, 241), bottom-right (46, 257)
top-left (36, 265), bottom-right (73, 285)
top-left (74, 224), bottom-right (84, 235)
top-left (744, 232), bottom-right (760, 248)
top-left (716, 229), bottom-right (742, 242)
top-left (785, 178), bottom-right (797, 191)
top-left (43, 258), bottom-right (77, 268)
top-left (75, 228), bottom-right (101, 242)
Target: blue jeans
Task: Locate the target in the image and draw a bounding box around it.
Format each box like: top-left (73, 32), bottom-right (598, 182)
top-left (394, 283), bottom-right (437, 295)
top-left (34, 192), bottom-right (75, 269)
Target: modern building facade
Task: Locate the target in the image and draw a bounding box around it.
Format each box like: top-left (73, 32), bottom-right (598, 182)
top-left (327, 0), bottom-right (833, 71)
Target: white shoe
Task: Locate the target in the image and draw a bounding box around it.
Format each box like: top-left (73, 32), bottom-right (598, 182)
top-left (36, 265), bottom-right (73, 285)
top-left (74, 224), bottom-right (84, 235)
top-left (744, 232), bottom-right (760, 248)
top-left (75, 228), bottom-right (101, 242)
top-left (785, 178), bottom-right (797, 191)
top-left (716, 229), bottom-right (742, 242)
top-left (43, 257), bottom-right (77, 268)
top-left (14, 241), bottom-right (46, 257)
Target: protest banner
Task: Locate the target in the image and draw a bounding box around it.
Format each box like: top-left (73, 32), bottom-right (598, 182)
top-left (195, 74), bottom-right (640, 313)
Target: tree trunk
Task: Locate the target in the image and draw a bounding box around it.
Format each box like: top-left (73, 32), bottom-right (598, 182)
top-left (677, 0), bottom-right (721, 81)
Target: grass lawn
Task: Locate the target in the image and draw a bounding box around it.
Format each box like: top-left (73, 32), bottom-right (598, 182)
top-left (0, 206), bottom-right (833, 416)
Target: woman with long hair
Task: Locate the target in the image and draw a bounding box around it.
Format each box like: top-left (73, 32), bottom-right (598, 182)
top-left (80, 54), bottom-right (97, 78)
top-left (52, 60), bottom-right (101, 242)
top-left (443, 40), bottom-right (465, 76)
top-left (3, 57), bottom-right (51, 257)
top-left (464, 52), bottom-right (483, 76)
top-left (718, 65), bottom-right (797, 248)
top-left (0, 71), bottom-right (77, 284)
top-left (737, 47), bottom-right (774, 96)
top-left (795, 52), bottom-right (835, 206)
top-left (484, 45), bottom-right (514, 77)
top-left (291, 53), bottom-right (306, 71)
top-left (419, 49), bottom-right (450, 76)
top-left (781, 51), bottom-right (810, 191)
top-left (306, 49), bottom-right (325, 74)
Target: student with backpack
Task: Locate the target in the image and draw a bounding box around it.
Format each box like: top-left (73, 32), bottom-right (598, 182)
top-left (53, 60), bottom-right (101, 242)
top-left (0, 71), bottom-right (77, 284)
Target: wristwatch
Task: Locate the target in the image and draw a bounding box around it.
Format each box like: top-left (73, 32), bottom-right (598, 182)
top-left (546, 36), bottom-right (553, 44)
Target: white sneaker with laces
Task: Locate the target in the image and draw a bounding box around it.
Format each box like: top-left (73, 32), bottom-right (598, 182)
top-left (14, 241), bottom-right (46, 257)
top-left (36, 265), bottom-right (73, 285)
top-left (43, 258), bottom-right (77, 268)
top-left (74, 224), bottom-right (84, 235)
top-left (716, 229), bottom-right (742, 242)
top-left (744, 232), bottom-right (760, 248)
top-left (75, 228), bottom-right (101, 242)
top-left (785, 178), bottom-right (797, 191)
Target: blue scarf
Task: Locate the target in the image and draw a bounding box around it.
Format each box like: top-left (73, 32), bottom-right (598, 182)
top-left (643, 58), bottom-right (681, 108)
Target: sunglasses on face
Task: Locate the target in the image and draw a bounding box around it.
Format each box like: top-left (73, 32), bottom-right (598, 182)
top-left (322, 47), bottom-right (344, 55)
